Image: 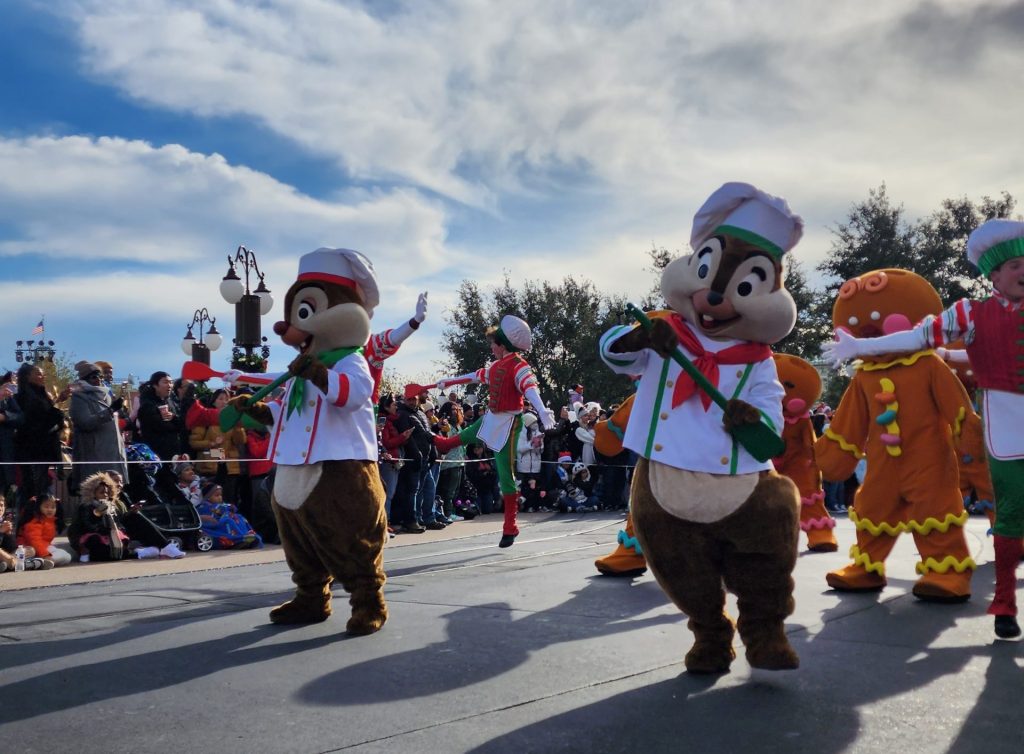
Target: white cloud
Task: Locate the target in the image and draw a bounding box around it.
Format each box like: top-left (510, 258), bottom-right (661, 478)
top-left (0, 134), bottom-right (449, 267)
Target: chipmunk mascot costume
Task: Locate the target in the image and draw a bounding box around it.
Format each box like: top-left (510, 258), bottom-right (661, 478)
top-left (772, 353), bottom-right (838, 552)
top-left (228, 248), bottom-right (388, 635)
top-left (599, 182), bottom-right (802, 674)
top-left (814, 269), bottom-right (975, 602)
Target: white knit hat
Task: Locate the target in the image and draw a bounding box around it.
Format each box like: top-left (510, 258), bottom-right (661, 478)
top-left (298, 248), bottom-right (379, 315)
top-left (488, 314), bottom-right (532, 351)
top-left (966, 219), bottom-right (1024, 276)
top-left (690, 182), bottom-right (803, 259)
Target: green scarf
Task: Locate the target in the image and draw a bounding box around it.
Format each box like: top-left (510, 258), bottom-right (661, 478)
top-left (286, 346), bottom-right (364, 418)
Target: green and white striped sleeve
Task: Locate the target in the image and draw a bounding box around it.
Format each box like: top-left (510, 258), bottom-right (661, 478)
top-left (599, 324), bottom-right (649, 375)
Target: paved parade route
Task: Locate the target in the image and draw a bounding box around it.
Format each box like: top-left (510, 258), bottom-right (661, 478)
top-left (1, 512), bottom-right (1019, 753)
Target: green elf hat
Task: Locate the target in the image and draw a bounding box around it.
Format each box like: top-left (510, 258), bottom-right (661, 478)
top-left (485, 314), bottom-right (532, 352)
top-left (967, 219), bottom-right (1024, 276)
top-left (690, 182), bottom-right (804, 260)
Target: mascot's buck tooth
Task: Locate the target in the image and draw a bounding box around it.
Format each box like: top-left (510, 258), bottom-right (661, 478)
top-left (599, 182), bottom-right (803, 674)
top-left (227, 248), bottom-right (389, 635)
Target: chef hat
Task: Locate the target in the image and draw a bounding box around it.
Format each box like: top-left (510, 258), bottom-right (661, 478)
top-left (486, 314), bottom-right (532, 351)
top-left (298, 248), bottom-right (380, 316)
top-left (966, 219), bottom-right (1024, 276)
top-left (690, 182), bottom-right (803, 259)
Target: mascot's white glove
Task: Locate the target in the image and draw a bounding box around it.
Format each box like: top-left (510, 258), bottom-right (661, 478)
top-left (415, 291), bottom-right (428, 323)
top-left (824, 327), bottom-right (929, 366)
top-left (936, 347), bottom-right (970, 364)
top-left (221, 369), bottom-right (243, 386)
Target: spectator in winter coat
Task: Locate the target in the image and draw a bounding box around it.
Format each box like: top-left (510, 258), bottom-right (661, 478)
top-left (540, 406), bottom-right (573, 492)
top-left (516, 412), bottom-right (543, 482)
top-left (14, 363), bottom-right (69, 511)
top-left (69, 361), bottom-right (128, 495)
top-left (389, 387), bottom-right (435, 532)
top-left (0, 373), bottom-right (24, 494)
top-left (137, 371), bottom-right (184, 462)
top-left (16, 493), bottom-right (72, 566)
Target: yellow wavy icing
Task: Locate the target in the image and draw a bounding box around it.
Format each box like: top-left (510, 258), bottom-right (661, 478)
top-left (849, 545), bottom-right (886, 575)
top-left (915, 555), bottom-right (977, 575)
top-left (952, 406), bottom-right (965, 438)
top-left (849, 509), bottom-right (969, 536)
top-left (856, 350), bottom-right (934, 372)
top-left (824, 427), bottom-right (865, 459)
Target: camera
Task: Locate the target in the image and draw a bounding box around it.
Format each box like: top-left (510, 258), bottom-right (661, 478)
top-left (90, 500), bottom-right (111, 514)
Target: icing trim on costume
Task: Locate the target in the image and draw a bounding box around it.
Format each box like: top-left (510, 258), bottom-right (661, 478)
top-left (850, 509), bottom-right (969, 536)
top-left (801, 516), bottom-right (836, 531)
top-left (915, 554), bottom-right (977, 575)
top-left (874, 377), bottom-right (902, 457)
top-left (856, 350), bottom-right (933, 371)
top-left (800, 490), bottom-right (825, 507)
top-left (823, 427), bottom-right (865, 459)
top-left (952, 406), bottom-right (966, 438)
top-left (849, 544), bottom-right (886, 575)
top-left (617, 528), bottom-right (643, 555)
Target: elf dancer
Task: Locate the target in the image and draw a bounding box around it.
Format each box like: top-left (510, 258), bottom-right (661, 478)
top-left (827, 219), bottom-right (1024, 640)
top-left (433, 315), bottom-right (554, 547)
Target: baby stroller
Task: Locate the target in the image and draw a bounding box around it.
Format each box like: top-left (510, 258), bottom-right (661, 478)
top-left (124, 444), bottom-right (208, 551)
top-left (453, 478), bottom-right (480, 520)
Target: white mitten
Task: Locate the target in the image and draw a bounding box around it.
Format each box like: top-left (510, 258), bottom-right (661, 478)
top-left (415, 291), bottom-right (428, 323)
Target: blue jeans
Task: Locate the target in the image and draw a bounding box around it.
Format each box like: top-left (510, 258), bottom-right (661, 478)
top-left (419, 463), bottom-right (443, 523)
top-left (824, 480), bottom-right (845, 510)
top-left (378, 462), bottom-right (399, 519)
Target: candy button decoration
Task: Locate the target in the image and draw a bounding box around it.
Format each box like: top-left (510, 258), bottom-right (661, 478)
top-left (875, 377), bottom-right (902, 457)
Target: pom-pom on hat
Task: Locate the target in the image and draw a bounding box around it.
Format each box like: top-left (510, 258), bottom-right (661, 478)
top-left (966, 219), bottom-right (1024, 276)
top-left (298, 248), bottom-right (379, 316)
top-left (486, 314), bottom-right (532, 352)
top-left (690, 182), bottom-right (803, 260)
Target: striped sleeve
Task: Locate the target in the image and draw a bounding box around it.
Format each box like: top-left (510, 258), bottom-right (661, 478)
top-left (925, 299), bottom-right (977, 347)
top-left (514, 363), bottom-right (539, 394)
top-left (366, 330), bottom-right (398, 369)
top-left (599, 325), bottom-right (649, 375)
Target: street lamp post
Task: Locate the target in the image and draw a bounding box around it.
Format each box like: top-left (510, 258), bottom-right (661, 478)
top-left (180, 308), bottom-right (222, 366)
top-left (14, 340), bottom-right (57, 363)
top-left (219, 245), bottom-right (273, 371)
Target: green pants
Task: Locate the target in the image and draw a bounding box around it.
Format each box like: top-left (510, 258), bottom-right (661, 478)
top-left (989, 455), bottom-right (1024, 538)
top-left (456, 415), bottom-right (524, 495)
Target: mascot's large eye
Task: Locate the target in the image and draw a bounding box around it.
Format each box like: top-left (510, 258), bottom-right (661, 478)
top-left (735, 267), bottom-right (769, 297)
top-left (296, 301), bottom-right (316, 321)
top-left (695, 237), bottom-right (723, 280)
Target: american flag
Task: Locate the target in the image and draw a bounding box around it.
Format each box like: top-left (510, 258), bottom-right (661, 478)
top-left (31, 318), bottom-right (44, 335)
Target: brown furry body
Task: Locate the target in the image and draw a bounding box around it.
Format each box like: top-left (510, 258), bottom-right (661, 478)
top-left (631, 458), bottom-right (801, 672)
top-left (270, 459), bottom-right (388, 634)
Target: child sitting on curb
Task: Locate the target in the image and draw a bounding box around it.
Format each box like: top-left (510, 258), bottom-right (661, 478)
top-left (16, 493), bottom-right (72, 567)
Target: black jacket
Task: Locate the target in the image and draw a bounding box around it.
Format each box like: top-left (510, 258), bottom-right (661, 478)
top-left (394, 403), bottom-right (435, 470)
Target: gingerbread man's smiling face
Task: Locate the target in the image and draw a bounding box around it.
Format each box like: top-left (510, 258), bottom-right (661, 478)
top-left (772, 353), bottom-right (822, 418)
top-left (832, 269), bottom-right (942, 346)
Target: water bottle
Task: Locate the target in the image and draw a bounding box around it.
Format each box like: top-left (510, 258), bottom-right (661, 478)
top-left (14, 545), bottom-right (26, 572)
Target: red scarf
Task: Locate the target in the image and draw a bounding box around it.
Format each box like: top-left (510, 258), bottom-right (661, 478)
top-left (668, 314), bottom-right (772, 411)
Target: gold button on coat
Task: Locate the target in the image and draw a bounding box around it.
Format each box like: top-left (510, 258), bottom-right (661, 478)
top-left (654, 443), bottom-right (663, 452)
top-left (720, 456), bottom-right (729, 465)
top-left (660, 412), bottom-right (668, 420)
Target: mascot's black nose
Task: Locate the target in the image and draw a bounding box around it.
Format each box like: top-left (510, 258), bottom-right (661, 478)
top-left (707, 290), bottom-right (724, 306)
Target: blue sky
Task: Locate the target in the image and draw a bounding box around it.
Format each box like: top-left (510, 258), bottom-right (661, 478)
top-left (1, 0), bottom-right (1022, 386)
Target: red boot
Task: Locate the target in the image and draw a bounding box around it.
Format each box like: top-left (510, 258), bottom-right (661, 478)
top-left (988, 534), bottom-right (1022, 617)
top-left (499, 493), bottom-right (520, 548)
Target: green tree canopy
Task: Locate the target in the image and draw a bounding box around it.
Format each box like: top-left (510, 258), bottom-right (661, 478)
top-left (440, 275), bottom-right (635, 409)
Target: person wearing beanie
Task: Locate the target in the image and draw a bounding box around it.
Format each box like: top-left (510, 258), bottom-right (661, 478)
top-left (432, 315), bottom-right (555, 548)
top-left (827, 218), bottom-right (1024, 640)
top-left (195, 481), bottom-right (262, 550)
top-left (70, 360), bottom-right (128, 494)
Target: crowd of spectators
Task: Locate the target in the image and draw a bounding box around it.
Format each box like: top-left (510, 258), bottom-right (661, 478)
top-left (0, 360), bottom-right (635, 571)
top-left (376, 384), bottom-right (633, 537)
